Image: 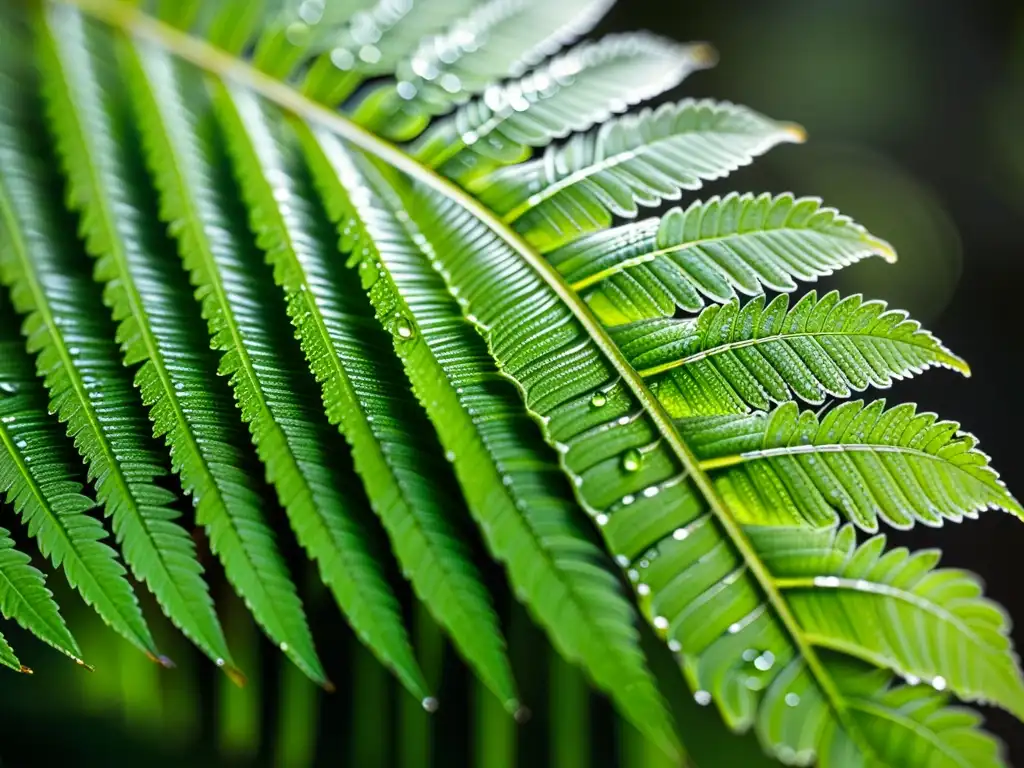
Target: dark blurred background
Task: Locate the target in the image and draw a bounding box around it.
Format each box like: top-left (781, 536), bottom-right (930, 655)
top-left (2, 0), bottom-right (1024, 765)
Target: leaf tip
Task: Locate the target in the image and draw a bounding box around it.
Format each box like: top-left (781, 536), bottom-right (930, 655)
top-left (869, 235), bottom-right (898, 263)
top-left (223, 664), bottom-right (247, 688)
top-left (322, 679), bottom-right (336, 693)
top-left (781, 122), bottom-right (807, 143)
top-left (689, 43), bottom-right (719, 69)
top-left (18, 665), bottom-right (33, 675)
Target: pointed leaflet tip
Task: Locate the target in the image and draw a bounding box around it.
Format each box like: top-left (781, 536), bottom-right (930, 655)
top-left (688, 43), bottom-right (718, 69)
top-left (321, 679), bottom-right (336, 694)
top-left (157, 654), bottom-right (176, 669)
top-left (868, 235), bottom-right (898, 264)
top-left (782, 122), bottom-right (808, 143)
top-left (223, 663), bottom-right (248, 688)
top-left (19, 665), bottom-right (33, 675)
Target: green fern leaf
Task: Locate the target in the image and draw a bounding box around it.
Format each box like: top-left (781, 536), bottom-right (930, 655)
top-left (390, 177), bottom-right (1020, 763)
top-left (0, 525), bottom-right (81, 665)
top-left (613, 292), bottom-right (967, 417)
top-left (38, 6), bottom-right (323, 685)
top-left (301, 127), bottom-right (678, 750)
top-left (549, 192), bottom-right (897, 323)
top-left (300, 0), bottom-right (478, 107)
top-left (120, 39), bottom-right (428, 699)
top-left (212, 84), bottom-right (516, 710)
top-left (747, 524), bottom-right (1024, 720)
top-left (0, 306), bottom-right (159, 661)
top-left (413, 34), bottom-right (715, 182)
top-left (1, 23), bottom-right (235, 676)
top-left (0, 626), bottom-right (24, 673)
top-left (472, 100), bottom-right (805, 251)
top-left (680, 400), bottom-right (1023, 530)
top-left (357, 0), bottom-right (614, 132)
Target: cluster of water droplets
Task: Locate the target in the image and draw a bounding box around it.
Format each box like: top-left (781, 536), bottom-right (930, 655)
top-left (325, 0), bottom-right (416, 72)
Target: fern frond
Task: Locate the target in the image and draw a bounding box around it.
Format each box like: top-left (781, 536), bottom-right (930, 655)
top-left (121, 40), bottom-right (428, 699)
top-left (300, 0), bottom-right (478, 107)
top-left (550, 193), bottom-right (897, 323)
top-left (301, 126), bottom-right (678, 750)
top-left (0, 306), bottom-right (158, 661)
top-left (391, 176), bottom-right (1022, 764)
top-left (472, 100), bottom-right (805, 251)
top-left (0, 526), bottom-right (81, 665)
top-left (1, 23), bottom-right (234, 675)
top-left (680, 400), bottom-right (1023, 530)
top-left (748, 524), bottom-right (1024, 719)
top-left (38, 5), bottom-right (323, 684)
top-left (361, 0), bottom-right (614, 130)
top-left (413, 34), bottom-right (715, 183)
top-left (212, 85), bottom-right (516, 709)
top-left (613, 292), bottom-right (967, 417)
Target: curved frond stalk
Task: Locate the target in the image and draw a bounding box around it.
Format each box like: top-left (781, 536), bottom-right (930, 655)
top-left (211, 84), bottom-right (516, 710)
top-left (360, 0), bottom-right (615, 131)
top-left (614, 292), bottom-right (967, 418)
top-left (681, 400), bottom-right (1023, 530)
top-left (396, 178), bottom-right (921, 763)
top-left (0, 307), bottom-right (158, 661)
top-left (549, 193), bottom-right (897, 323)
top-left (301, 127), bottom-right (678, 751)
top-left (300, 0), bottom-right (478, 108)
top-left (121, 41), bottom-right (428, 700)
top-left (0, 526), bottom-right (81, 664)
top-left (39, 5), bottom-right (323, 685)
top-left (748, 524), bottom-right (1024, 720)
top-left (2, 16), bottom-right (235, 676)
top-left (472, 101), bottom-right (805, 251)
top-left (413, 34), bottom-right (715, 182)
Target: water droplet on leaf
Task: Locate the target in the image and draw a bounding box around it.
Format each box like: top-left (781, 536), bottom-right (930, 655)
top-left (621, 448), bottom-right (642, 473)
top-left (590, 391), bottom-right (607, 408)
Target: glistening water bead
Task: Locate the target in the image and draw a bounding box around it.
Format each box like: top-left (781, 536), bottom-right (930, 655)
top-left (621, 447), bottom-right (642, 473)
top-left (392, 315), bottom-right (415, 340)
top-left (590, 391), bottom-right (607, 408)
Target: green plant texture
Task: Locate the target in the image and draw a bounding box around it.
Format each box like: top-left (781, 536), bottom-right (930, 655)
top-left (0, 1), bottom-right (1021, 765)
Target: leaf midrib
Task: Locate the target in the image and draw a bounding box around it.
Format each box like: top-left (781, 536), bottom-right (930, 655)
top-left (59, 0), bottom-right (875, 756)
top-left (635, 329), bottom-right (963, 378)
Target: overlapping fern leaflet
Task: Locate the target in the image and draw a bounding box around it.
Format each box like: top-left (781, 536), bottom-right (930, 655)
top-left (549, 193), bottom-right (897, 323)
top-left (119, 38), bottom-right (429, 699)
top-left (413, 33), bottom-right (716, 182)
top-left (37, 4), bottom-right (323, 685)
top-left (681, 401), bottom-right (1023, 530)
top-left (613, 292), bottom-right (968, 418)
top-left (0, 299), bottom-right (157, 661)
top-left (210, 83), bottom-right (517, 710)
top-left (0, 16), bottom-right (234, 674)
top-left (299, 126), bottom-right (679, 754)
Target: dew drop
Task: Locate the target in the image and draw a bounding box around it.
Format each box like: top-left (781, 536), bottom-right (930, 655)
top-left (905, 674), bottom-right (920, 686)
top-left (785, 692), bottom-right (801, 707)
top-left (392, 315), bottom-right (416, 340)
top-left (932, 676), bottom-right (946, 691)
top-left (742, 649), bottom-right (758, 662)
top-left (280, 642), bottom-right (289, 652)
top-left (615, 555), bottom-right (629, 567)
top-left (653, 616), bottom-right (669, 631)
top-left (1, 415), bottom-right (14, 424)
top-left (590, 391), bottom-right (607, 408)
top-left (637, 583), bottom-right (650, 596)
top-left (15, 439), bottom-right (27, 449)
top-left (728, 622), bottom-right (742, 634)
top-left (667, 639), bottom-right (681, 652)
top-left (595, 513), bottom-right (609, 527)
top-left (617, 415), bottom-right (630, 426)
top-left (754, 651), bottom-right (775, 672)
top-left (627, 569), bottom-right (639, 582)
top-left (396, 80), bottom-right (417, 100)
top-left (672, 527), bottom-right (689, 541)
top-left (215, 658), bottom-right (225, 667)
top-left (445, 450), bottom-right (456, 462)
top-left (620, 448), bottom-right (642, 473)
top-left (422, 696), bottom-right (439, 712)
top-left (694, 690), bottom-right (712, 706)
top-left (286, 22), bottom-right (310, 45)
top-left (642, 485), bottom-right (659, 498)
top-left (0, 383), bottom-right (17, 394)
top-left (359, 45), bottom-right (381, 64)
top-left (621, 494), bottom-right (635, 506)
